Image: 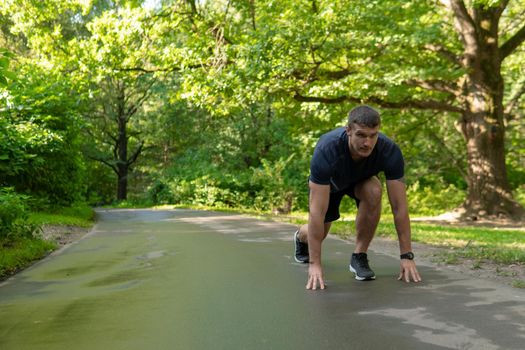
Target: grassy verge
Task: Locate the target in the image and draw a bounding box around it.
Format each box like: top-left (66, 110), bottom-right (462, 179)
top-left (251, 210), bottom-right (525, 266)
top-left (331, 221), bottom-right (525, 264)
top-left (0, 238), bottom-right (57, 280)
top-left (28, 204), bottom-right (95, 227)
top-left (0, 204), bottom-right (95, 281)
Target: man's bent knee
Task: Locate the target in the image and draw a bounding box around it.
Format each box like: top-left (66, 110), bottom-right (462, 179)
top-left (355, 177), bottom-right (382, 205)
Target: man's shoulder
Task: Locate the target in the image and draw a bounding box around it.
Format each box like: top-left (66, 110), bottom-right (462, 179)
top-left (376, 133), bottom-right (401, 152)
top-left (375, 134), bottom-right (404, 177)
top-left (317, 127), bottom-right (346, 148)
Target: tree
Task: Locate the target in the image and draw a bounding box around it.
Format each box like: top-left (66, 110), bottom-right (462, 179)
top-left (432, 0), bottom-right (525, 220)
top-left (82, 74), bottom-right (153, 201)
top-left (164, 0), bottom-right (525, 220)
top-left (0, 63), bottom-right (86, 205)
top-left (1, 0), bottom-right (159, 202)
top-left (70, 7), bottom-right (158, 200)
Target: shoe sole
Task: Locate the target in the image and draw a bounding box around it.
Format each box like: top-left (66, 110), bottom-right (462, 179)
top-left (349, 265), bottom-right (376, 281)
top-left (293, 230), bottom-right (309, 263)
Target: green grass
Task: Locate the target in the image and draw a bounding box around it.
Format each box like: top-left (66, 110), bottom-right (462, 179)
top-left (28, 203), bottom-right (95, 227)
top-left (326, 220), bottom-right (525, 265)
top-left (512, 280), bottom-right (525, 288)
top-left (262, 211), bottom-right (525, 266)
top-left (1, 204), bottom-right (95, 281)
top-left (0, 238), bottom-right (57, 280)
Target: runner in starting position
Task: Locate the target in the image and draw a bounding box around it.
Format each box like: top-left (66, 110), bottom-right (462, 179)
top-left (294, 105), bottom-right (422, 290)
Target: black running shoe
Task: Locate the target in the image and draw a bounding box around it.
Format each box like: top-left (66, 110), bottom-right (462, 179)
top-left (349, 253), bottom-right (376, 280)
top-left (294, 230), bottom-right (309, 263)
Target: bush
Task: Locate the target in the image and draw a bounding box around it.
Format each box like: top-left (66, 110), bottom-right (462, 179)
top-left (1, 66), bottom-right (87, 207)
top-left (406, 181), bottom-right (465, 216)
top-left (147, 179), bottom-right (174, 205)
top-left (0, 188), bottom-right (39, 245)
top-left (250, 156), bottom-right (295, 213)
top-left (515, 185), bottom-right (525, 207)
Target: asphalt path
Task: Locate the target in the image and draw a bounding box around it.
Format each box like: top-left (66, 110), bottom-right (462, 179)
top-left (0, 209), bottom-right (524, 350)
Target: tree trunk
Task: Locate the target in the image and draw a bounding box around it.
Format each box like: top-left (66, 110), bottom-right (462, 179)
top-left (455, 4), bottom-right (525, 220)
top-left (116, 90), bottom-right (128, 201)
top-left (461, 109), bottom-right (523, 219)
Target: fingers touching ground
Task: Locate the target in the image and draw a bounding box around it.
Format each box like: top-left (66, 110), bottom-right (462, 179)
top-left (306, 264), bottom-right (326, 290)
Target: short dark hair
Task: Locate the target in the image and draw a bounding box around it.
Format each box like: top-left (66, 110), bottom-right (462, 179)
top-left (347, 105), bottom-right (381, 127)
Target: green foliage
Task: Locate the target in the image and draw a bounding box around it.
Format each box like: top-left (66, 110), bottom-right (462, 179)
top-left (1, 0), bottom-right (523, 217)
top-left (0, 48), bottom-right (15, 85)
top-left (0, 64), bottom-right (86, 206)
top-left (147, 180), bottom-right (175, 205)
top-left (406, 181), bottom-right (465, 216)
top-left (154, 153), bottom-right (307, 213)
top-left (29, 202), bottom-right (95, 227)
top-left (329, 219), bottom-right (525, 265)
top-left (250, 156), bottom-right (296, 212)
top-left (0, 237), bottom-right (56, 280)
top-left (84, 160), bottom-right (116, 205)
top-left (0, 188), bottom-right (39, 246)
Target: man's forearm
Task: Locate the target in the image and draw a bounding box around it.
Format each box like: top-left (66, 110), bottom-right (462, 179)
top-left (393, 210), bottom-right (412, 254)
top-left (308, 215), bottom-right (325, 264)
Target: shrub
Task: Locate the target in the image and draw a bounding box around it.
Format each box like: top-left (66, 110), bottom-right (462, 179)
top-left (406, 181), bottom-right (465, 216)
top-left (0, 188), bottom-right (39, 246)
top-left (250, 156), bottom-right (295, 213)
top-left (147, 179), bottom-right (175, 205)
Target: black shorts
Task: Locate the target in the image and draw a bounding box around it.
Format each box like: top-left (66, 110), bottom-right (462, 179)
top-left (324, 185), bottom-right (360, 223)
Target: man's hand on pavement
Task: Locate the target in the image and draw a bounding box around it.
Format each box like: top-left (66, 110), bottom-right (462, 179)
top-left (306, 263), bottom-right (325, 290)
top-left (398, 259), bottom-right (422, 283)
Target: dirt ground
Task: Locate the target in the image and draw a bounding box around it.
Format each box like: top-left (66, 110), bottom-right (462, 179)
top-left (39, 224), bottom-right (91, 247)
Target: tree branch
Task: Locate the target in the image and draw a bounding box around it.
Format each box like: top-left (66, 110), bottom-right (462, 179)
top-left (248, 0), bottom-right (256, 30)
top-left (441, 0), bottom-right (478, 51)
top-left (423, 43), bottom-right (463, 67)
top-left (117, 60), bottom-right (232, 73)
top-left (292, 67), bottom-right (356, 84)
top-left (125, 79), bottom-right (156, 120)
top-left (293, 92), bottom-right (351, 104)
top-left (127, 141), bottom-right (145, 166)
top-left (504, 77), bottom-right (525, 121)
top-left (293, 91), bottom-right (464, 113)
top-left (427, 129), bottom-right (468, 181)
top-left (366, 96), bottom-right (463, 113)
top-left (87, 154), bottom-right (118, 175)
top-left (405, 79), bottom-right (459, 95)
top-left (500, 23), bottom-right (525, 60)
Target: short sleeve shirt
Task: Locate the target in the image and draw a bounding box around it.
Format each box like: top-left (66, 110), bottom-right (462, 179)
top-left (310, 127), bottom-right (404, 192)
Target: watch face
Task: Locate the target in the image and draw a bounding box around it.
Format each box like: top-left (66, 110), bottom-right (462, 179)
top-left (401, 252), bottom-right (414, 260)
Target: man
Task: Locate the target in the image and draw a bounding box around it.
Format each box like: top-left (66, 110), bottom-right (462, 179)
top-left (294, 105), bottom-right (422, 290)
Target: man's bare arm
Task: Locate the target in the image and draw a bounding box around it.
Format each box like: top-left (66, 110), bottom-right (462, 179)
top-left (386, 178), bottom-right (422, 283)
top-left (306, 181), bottom-right (330, 290)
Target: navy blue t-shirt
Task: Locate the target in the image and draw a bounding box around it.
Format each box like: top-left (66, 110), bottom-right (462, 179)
top-left (310, 127), bottom-right (404, 193)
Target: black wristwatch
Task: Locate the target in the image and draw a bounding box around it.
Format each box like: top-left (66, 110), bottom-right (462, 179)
top-left (400, 252), bottom-right (414, 260)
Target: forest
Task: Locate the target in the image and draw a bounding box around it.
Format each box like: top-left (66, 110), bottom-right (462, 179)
top-left (1, 0), bottom-right (524, 242)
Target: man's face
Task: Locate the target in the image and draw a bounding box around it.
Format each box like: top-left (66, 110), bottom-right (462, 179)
top-left (346, 123), bottom-right (380, 160)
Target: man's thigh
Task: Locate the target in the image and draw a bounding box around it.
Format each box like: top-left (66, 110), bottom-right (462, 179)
top-left (353, 176), bottom-right (382, 204)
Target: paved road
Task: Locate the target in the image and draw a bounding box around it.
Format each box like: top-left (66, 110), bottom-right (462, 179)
top-left (0, 209), bottom-right (524, 350)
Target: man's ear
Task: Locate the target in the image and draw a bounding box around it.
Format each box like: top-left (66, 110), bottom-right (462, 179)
top-left (345, 124), bottom-right (352, 134)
